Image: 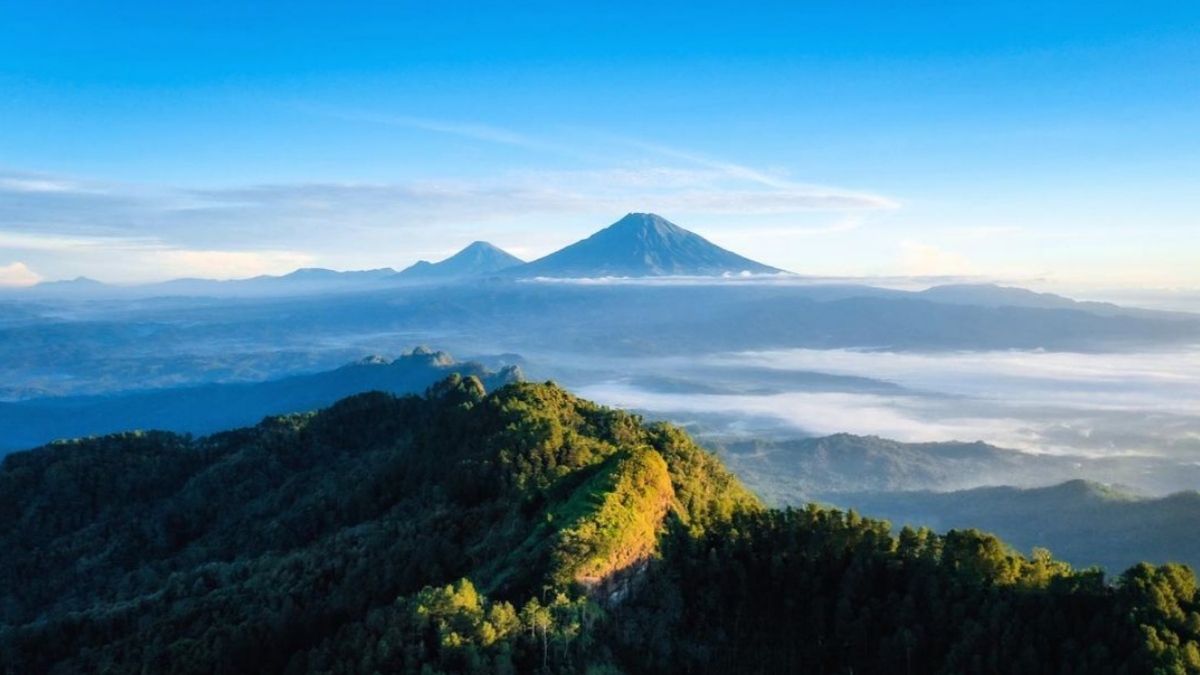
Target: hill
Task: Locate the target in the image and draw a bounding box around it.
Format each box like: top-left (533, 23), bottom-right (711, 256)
top-left (510, 212), bottom-right (785, 277)
top-left (718, 434), bottom-right (1200, 572)
top-left (0, 378), bottom-right (756, 673)
top-left (720, 434), bottom-right (1061, 501)
top-left (828, 480), bottom-right (1200, 573)
top-left (0, 347), bottom-right (521, 454)
top-left (918, 283), bottom-right (1197, 320)
top-left (396, 241), bottom-right (525, 281)
top-left (2, 381), bottom-right (1198, 673)
top-left (717, 433), bottom-right (1200, 499)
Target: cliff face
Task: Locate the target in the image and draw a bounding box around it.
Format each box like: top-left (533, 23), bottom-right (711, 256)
top-left (553, 448), bottom-right (678, 602)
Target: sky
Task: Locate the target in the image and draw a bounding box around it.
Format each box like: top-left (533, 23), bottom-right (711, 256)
top-left (1, 1), bottom-right (1199, 292)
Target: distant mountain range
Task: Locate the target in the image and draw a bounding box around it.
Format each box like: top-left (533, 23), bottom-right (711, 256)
top-left (7, 213), bottom-right (785, 297)
top-left (508, 212), bottom-right (784, 278)
top-left (155, 267), bottom-right (401, 296)
top-left (914, 283), bottom-right (1193, 320)
top-left (0, 347), bottom-right (522, 454)
top-left (8, 214), bottom-right (1199, 325)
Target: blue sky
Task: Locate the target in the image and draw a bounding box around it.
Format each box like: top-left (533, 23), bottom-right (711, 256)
top-left (1, 1), bottom-right (1198, 291)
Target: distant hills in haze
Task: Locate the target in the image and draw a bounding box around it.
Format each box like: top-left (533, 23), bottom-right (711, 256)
top-left (0, 347), bottom-right (522, 454)
top-left (831, 480), bottom-right (1200, 574)
top-left (718, 433), bottom-right (1200, 502)
top-left (715, 433), bottom-right (1200, 572)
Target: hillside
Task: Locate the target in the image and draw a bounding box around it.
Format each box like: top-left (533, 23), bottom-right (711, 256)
top-left (0, 347), bottom-right (521, 454)
top-left (0, 378), bottom-right (757, 673)
top-left (719, 434), bottom-right (1060, 500)
top-left (1, 381), bottom-right (1198, 674)
top-left (717, 433), bottom-right (1200, 499)
top-left (510, 213), bottom-right (784, 277)
top-left (829, 480), bottom-right (1200, 573)
top-left (719, 434), bottom-right (1200, 572)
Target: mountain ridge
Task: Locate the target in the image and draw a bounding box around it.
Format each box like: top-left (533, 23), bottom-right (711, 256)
top-left (832, 479), bottom-right (1200, 573)
top-left (0, 347), bottom-right (521, 453)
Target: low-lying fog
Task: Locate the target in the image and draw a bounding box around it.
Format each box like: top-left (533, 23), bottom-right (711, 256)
top-left (564, 347), bottom-right (1200, 464)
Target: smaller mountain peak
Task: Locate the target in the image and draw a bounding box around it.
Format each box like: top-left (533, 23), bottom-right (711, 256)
top-left (396, 241), bottom-right (524, 281)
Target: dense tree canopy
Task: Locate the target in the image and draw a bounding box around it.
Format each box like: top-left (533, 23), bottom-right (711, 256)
top-left (1, 378), bottom-right (1197, 673)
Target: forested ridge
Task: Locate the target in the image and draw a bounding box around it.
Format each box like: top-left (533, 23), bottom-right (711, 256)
top-left (1, 378), bottom-right (1198, 674)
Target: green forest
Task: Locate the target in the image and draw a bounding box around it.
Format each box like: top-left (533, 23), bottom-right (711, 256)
top-left (2, 377), bottom-right (1198, 674)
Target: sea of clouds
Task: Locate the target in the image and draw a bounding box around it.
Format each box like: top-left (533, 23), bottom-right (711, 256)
top-left (574, 347), bottom-right (1200, 459)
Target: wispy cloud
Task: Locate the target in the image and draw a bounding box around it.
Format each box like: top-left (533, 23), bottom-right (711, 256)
top-left (303, 109), bottom-right (899, 210)
top-left (325, 109), bottom-right (538, 147)
top-left (600, 136), bottom-right (899, 209)
top-left (0, 177), bottom-right (76, 194)
top-left (2, 163), bottom-right (895, 240)
top-left (615, 139), bottom-right (798, 190)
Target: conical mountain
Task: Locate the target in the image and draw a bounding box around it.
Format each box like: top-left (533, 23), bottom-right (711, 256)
top-left (397, 241), bottom-right (524, 280)
top-left (510, 213), bottom-right (785, 278)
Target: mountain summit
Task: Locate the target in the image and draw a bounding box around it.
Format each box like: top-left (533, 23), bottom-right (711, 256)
top-left (397, 241), bottom-right (525, 281)
top-left (511, 213), bottom-right (786, 278)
